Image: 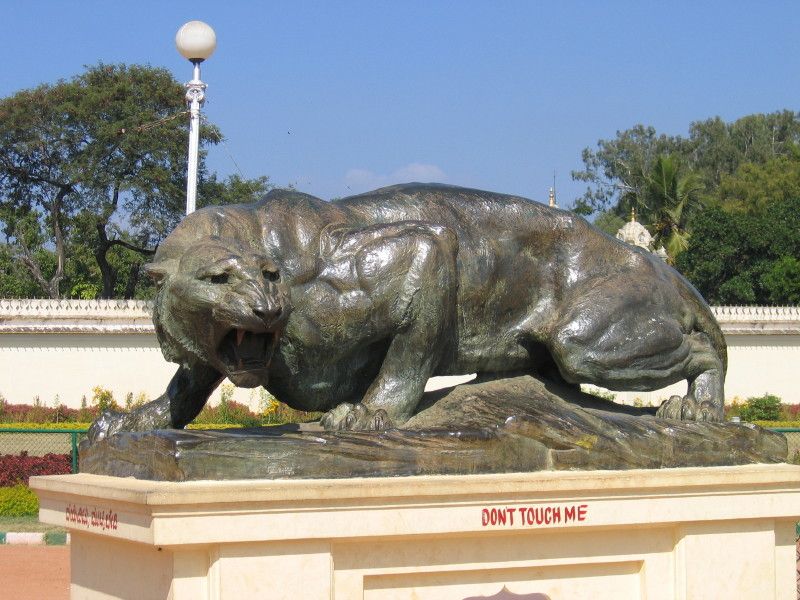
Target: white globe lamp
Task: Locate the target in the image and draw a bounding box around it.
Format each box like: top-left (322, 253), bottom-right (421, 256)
top-left (175, 21), bottom-right (217, 214)
top-left (175, 20), bottom-right (217, 62)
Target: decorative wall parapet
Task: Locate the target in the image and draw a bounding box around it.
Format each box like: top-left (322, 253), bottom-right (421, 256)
top-left (0, 299), bottom-right (798, 335)
top-left (711, 306), bottom-right (800, 335)
top-left (0, 299), bottom-right (155, 334)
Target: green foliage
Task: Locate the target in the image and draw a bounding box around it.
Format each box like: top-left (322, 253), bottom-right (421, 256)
top-left (0, 484), bottom-right (39, 517)
top-left (200, 174), bottom-right (273, 208)
top-left (91, 386), bottom-right (118, 413)
top-left (0, 63), bottom-right (270, 299)
top-left (714, 149), bottom-right (800, 215)
top-left (571, 111), bottom-right (800, 277)
top-left (675, 197), bottom-right (800, 304)
top-left (193, 384), bottom-right (260, 426)
top-left (689, 111), bottom-right (800, 187)
top-left (739, 394), bottom-right (782, 422)
top-left (191, 385), bottom-right (320, 427)
top-left (592, 211), bottom-right (626, 236)
top-left (0, 422), bottom-right (91, 430)
top-left (751, 421), bottom-right (800, 428)
top-left (762, 256), bottom-right (800, 305)
top-left (0, 245), bottom-right (47, 297)
top-left (124, 392), bottom-right (148, 411)
top-left (724, 399), bottom-right (742, 419)
top-left (0, 389), bottom-right (318, 429)
top-left (641, 155), bottom-right (704, 260)
top-left (572, 111), bottom-right (800, 217)
top-left (186, 423), bottom-right (248, 430)
top-left (572, 124), bottom-right (680, 216)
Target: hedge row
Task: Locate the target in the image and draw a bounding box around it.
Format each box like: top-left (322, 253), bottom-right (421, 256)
top-left (0, 398), bottom-right (319, 428)
top-left (752, 421), bottom-right (800, 428)
top-left (0, 402), bottom-right (98, 424)
top-left (0, 452), bottom-right (71, 486)
top-left (0, 484), bottom-right (39, 517)
top-left (0, 422), bottom-right (91, 431)
top-left (0, 422), bottom-right (280, 431)
top-left (0, 423), bottom-right (258, 432)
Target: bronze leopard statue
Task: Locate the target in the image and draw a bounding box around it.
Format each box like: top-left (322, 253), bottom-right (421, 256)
top-left (89, 183), bottom-right (726, 440)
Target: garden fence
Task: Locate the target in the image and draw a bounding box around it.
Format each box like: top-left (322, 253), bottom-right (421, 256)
top-left (0, 428), bottom-right (87, 474)
top-left (771, 428), bottom-right (800, 464)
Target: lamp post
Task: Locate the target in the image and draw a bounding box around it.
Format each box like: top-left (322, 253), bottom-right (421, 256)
top-left (175, 20), bottom-right (217, 215)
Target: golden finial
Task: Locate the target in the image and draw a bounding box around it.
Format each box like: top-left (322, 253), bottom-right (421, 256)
top-left (631, 207), bottom-right (636, 222)
top-left (548, 187), bottom-right (556, 208)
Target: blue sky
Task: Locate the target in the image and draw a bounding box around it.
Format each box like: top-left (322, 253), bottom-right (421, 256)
top-left (2, 1), bottom-right (799, 208)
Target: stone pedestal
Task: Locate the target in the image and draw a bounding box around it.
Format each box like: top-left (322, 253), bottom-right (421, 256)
top-left (32, 465), bottom-right (800, 599)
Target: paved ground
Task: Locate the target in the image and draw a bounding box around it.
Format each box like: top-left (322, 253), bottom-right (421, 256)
top-left (0, 546), bottom-right (69, 600)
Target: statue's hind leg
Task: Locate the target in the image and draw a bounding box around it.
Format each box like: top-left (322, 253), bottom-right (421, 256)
top-left (547, 303), bottom-right (725, 422)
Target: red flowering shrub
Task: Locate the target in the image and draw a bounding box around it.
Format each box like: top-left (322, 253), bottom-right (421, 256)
top-left (194, 400), bottom-right (263, 426)
top-left (0, 402), bottom-right (97, 423)
top-left (781, 403), bottom-right (800, 421)
top-left (0, 452), bottom-right (71, 486)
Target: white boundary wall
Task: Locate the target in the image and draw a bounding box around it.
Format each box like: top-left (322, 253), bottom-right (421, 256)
top-left (1, 299), bottom-right (798, 409)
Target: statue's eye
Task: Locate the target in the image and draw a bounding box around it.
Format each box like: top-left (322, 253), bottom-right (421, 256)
top-left (206, 273), bottom-right (229, 284)
top-left (263, 268), bottom-right (280, 282)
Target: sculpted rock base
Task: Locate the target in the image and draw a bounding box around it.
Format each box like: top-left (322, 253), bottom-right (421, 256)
top-left (79, 376), bottom-right (786, 481)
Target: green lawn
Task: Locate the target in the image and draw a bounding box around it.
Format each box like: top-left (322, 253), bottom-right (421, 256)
top-left (0, 515), bottom-right (65, 534)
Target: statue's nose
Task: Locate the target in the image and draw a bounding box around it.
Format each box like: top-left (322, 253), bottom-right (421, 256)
top-left (235, 279), bottom-right (282, 323)
top-left (253, 301), bottom-right (282, 323)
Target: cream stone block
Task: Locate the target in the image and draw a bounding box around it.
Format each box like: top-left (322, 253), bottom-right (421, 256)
top-left (676, 520), bottom-right (778, 600)
top-left (31, 465), bottom-right (800, 600)
top-left (213, 541), bottom-right (332, 599)
top-left (70, 532), bottom-right (174, 599)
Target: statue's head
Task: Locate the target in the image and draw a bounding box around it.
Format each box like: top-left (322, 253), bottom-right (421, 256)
top-left (145, 236), bottom-right (289, 387)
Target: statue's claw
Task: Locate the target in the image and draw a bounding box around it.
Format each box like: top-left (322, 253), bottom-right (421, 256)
top-left (87, 410), bottom-right (126, 443)
top-left (656, 395), bottom-right (722, 422)
top-left (697, 400), bottom-right (721, 422)
top-left (321, 403), bottom-right (394, 431)
top-left (87, 394), bottom-right (173, 443)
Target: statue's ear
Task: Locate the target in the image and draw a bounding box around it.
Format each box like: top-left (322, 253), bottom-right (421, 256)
top-left (143, 259), bottom-right (178, 285)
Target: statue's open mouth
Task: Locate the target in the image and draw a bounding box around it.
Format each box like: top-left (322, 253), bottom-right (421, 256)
top-left (218, 329), bottom-right (280, 385)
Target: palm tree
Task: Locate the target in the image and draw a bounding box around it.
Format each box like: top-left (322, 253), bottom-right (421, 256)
top-left (641, 155), bottom-right (704, 262)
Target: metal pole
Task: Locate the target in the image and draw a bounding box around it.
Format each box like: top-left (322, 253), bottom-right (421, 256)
top-left (71, 431), bottom-right (78, 473)
top-left (185, 60), bottom-right (207, 214)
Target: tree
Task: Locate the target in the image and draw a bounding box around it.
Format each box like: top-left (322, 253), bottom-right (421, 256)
top-left (571, 125), bottom-right (682, 215)
top-left (739, 394), bottom-right (782, 422)
top-left (0, 63), bottom-right (270, 299)
top-left (687, 111), bottom-right (800, 187)
top-left (675, 197), bottom-right (800, 305)
top-left (641, 155), bottom-right (704, 259)
top-left (572, 111), bottom-right (800, 218)
top-left (713, 147), bottom-right (800, 215)
top-left (592, 210), bottom-right (626, 236)
top-left (0, 245), bottom-right (47, 297)
top-left (762, 256), bottom-right (800, 305)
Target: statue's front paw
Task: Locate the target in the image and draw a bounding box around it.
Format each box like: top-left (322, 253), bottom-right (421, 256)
top-left (87, 410), bottom-right (128, 443)
top-left (656, 395), bottom-right (722, 422)
top-left (320, 403), bottom-right (394, 431)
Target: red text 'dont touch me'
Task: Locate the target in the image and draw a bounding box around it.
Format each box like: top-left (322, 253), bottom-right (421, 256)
top-left (481, 504), bottom-right (588, 527)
